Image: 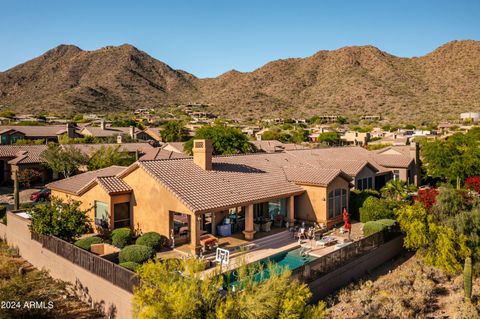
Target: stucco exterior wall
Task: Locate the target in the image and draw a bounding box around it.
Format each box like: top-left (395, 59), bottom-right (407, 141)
top-left (295, 176), bottom-right (350, 226)
top-left (2, 212), bottom-right (132, 319)
top-left (121, 167), bottom-right (194, 237)
top-left (354, 165), bottom-right (376, 189)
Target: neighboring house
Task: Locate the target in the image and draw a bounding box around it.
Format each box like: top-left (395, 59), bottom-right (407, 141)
top-left (251, 140), bottom-right (307, 153)
top-left (0, 145), bottom-right (50, 184)
top-left (80, 121), bottom-right (140, 140)
top-left (161, 142), bottom-right (187, 154)
top-left (342, 131), bottom-right (371, 146)
top-left (0, 123), bottom-right (80, 144)
top-left (141, 127), bottom-right (163, 142)
top-left (48, 139), bottom-right (353, 255)
top-left (460, 112), bottom-right (480, 123)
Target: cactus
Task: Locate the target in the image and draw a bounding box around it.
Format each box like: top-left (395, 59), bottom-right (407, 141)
top-left (13, 171), bottom-right (20, 210)
top-left (464, 257), bottom-right (472, 302)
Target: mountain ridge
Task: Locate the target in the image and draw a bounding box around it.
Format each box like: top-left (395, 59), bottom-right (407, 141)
top-left (1, 40), bottom-right (479, 122)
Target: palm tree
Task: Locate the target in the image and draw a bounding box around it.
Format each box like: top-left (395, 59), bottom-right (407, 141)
top-left (381, 179), bottom-right (414, 201)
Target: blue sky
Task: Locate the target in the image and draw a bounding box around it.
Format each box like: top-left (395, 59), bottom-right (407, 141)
top-left (1, 0), bottom-right (479, 77)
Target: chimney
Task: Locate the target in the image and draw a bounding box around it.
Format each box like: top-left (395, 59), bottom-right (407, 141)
top-left (117, 135), bottom-right (123, 144)
top-left (193, 139), bottom-right (212, 170)
top-left (100, 120), bottom-right (106, 130)
top-left (409, 142), bottom-right (419, 162)
top-left (66, 123), bottom-right (75, 138)
top-left (130, 126), bottom-right (135, 139)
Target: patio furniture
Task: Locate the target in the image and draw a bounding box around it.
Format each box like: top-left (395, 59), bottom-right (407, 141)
top-left (217, 224), bottom-right (232, 237)
top-left (254, 223), bottom-right (260, 232)
top-left (316, 236), bottom-right (338, 248)
top-left (295, 227), bottom-right (307, 241)
top-left (261, 221), bottom-right (272, 232)
top-left (200, 234), bottom-right (219, 251)
top-left (273, 215), bottom-right (284, 227)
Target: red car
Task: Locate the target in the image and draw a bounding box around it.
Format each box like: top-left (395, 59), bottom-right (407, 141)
top-left (30, 188), bottom-right (51, 202)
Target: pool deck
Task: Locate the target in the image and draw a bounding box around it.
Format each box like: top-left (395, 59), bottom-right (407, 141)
top-left (201, 230), bottom-right (300, 277)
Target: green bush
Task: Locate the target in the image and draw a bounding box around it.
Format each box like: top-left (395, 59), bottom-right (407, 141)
top-left (74, 236), bottom-right (104, 250)
top-left (111, 227), bottom-right (132, 248)
top-left (119, 245), bottom-right (155, 264)
top-left (359, 197), bottom-right (395, 223)
top-left (19, 202), bottom-right (35, 210)
top-left (350, 189), bottom-right (380, 219)
top-left (0, 205), bottom-right (6, 219)
top-left (136, 232), bottom-right (165, 250)
top-left (120, 261), bottom-right (141, 272)
top-left (363, 219), bottom-right (397, 237)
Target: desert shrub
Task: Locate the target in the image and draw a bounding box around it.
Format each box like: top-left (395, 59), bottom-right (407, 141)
top-left (0, 205), bottom-right (6, 219)
top-left (111, 227), bottom-right (132, 248)
top-left (359, 197), bottom-right (395, 223)
top-left (120, 261), bottom-right (141, 272)
top-left (136, 232), bottom-right (165, 250)
top-left (119, 245), bottom-right (155, 264)
top-left (74, 236), bottom-right (104, 251)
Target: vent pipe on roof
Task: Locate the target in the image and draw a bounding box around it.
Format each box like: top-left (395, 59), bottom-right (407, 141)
top-left (193, 139), bottom-right (212, 170)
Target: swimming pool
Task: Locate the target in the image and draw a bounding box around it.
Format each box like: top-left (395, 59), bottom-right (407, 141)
top-left (224, 247), bottom-right (316, 288)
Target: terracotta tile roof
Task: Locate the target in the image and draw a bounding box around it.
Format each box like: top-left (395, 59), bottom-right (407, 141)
top-left (139, 148), bottom-right (189, 160)
top-left (0, 125), bottom-right (72, 137)
top-left (137, 154), bottom-right (306, 213)
top-left (1, 145), bottom-right (48, 165)
top-left (250, 140), bottom-right (309, 153)
top-left (161, 142), bottom-right (187, 154)
top-left (283, 167), bottom-right (352, 186)
top-left (96, 176), bottom-right (132, 194)
top-left (47, 166), bottom-right (127, 195)
top-left (71, 143), bottom-right (154, 156)
top-left (80, 126), bottom-right (137, 138)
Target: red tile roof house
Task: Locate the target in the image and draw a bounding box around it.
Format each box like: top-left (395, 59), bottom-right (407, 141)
top-left (46, 139), bottom-right (418, 256)
top-left (0, 143), bottom-right (157, 185)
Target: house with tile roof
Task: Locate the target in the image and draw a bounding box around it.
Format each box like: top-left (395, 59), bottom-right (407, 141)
top-left (0, 123), bottom-right (81, 145)
top-left (47, 139), bottom-right (354, 255)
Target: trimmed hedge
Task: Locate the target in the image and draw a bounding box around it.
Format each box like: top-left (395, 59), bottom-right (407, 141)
top-left (74, 236), bottom-right (104, 250)
top-left (136, 232), bottom-right (165, 250)
top-left (111, 227), bottom-right (132, 248)
top-left (359, 197), bottom-right (396, 223)
top-left (119, 261), bottom-right (141, 272)
top-left (363, 219), bottom-right (397, 237)
top-left (119, 245), bottom-right (155, 264)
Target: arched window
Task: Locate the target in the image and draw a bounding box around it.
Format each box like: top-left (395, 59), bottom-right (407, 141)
top-left (328, 188), bottom-right (348, 219)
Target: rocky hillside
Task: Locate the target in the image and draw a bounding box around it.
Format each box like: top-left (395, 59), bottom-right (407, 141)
top-left (1, 40), bottom-right (479, 121)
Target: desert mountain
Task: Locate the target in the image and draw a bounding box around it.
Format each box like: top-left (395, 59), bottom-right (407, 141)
top-left (1, 40), bottom-right (479, 122)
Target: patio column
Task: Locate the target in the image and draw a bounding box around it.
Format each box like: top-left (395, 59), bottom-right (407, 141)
top-left (287, 196), bottom-right (295, 224)
top-left (242, 204), bottom-right (255, 240)
top-left (189, 214), bottom-right (202, 255)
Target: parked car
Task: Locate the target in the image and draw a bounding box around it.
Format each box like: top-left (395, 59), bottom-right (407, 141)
top-left (30, 188), bottom-right (51, 202)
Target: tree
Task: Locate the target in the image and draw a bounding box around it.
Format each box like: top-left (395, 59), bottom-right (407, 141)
top-left (30, 197), bottom-right (91, 241)
top-left (431, 185), bottom-right (465, 220)
top-left (359, 197), bottom-right (396, 223)
top-left (421, 131), bottom-right (480, 185)
top-left (41, 144), bottom-right (88, 178)
top-left (161, 121), bottom-right (188, 142)
top-left (380, 179), bottom-right (415, 201)
top-left (17, 168), bottom-right (42, 188)
top-left (133, 258), bottom-right (327, 319)
top-left (395, 203), bottom-right (470, 273)
top-left (184, 125), bottom-right (256, 155)
top-left (87, 145), bottom-right (136, 170)
top-left (318, 132), bottom-right (340, 145)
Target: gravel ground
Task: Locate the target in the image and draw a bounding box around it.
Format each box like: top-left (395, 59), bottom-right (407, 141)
top-left (0, 186), bottom-right (41, 209)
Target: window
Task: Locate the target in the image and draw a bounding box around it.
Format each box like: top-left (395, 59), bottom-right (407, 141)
top-left (357, 177), bottom-right (374, 190)
top-left (328, 191), bottom-right (334, 218)
top-left (328, 188), bottom-right (348, 219)
top-left (268, 198), bottom-right (287, 220)
top-left (393, 170), bottom-right (400, 181)
top-left (95, 201), bottom-right (109, 228)
top-left (113, 203), bottom-right (130, 229)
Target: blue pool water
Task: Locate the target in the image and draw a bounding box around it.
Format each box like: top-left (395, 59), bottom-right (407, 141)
top-left (224, 247), bottom-right (316, 288)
